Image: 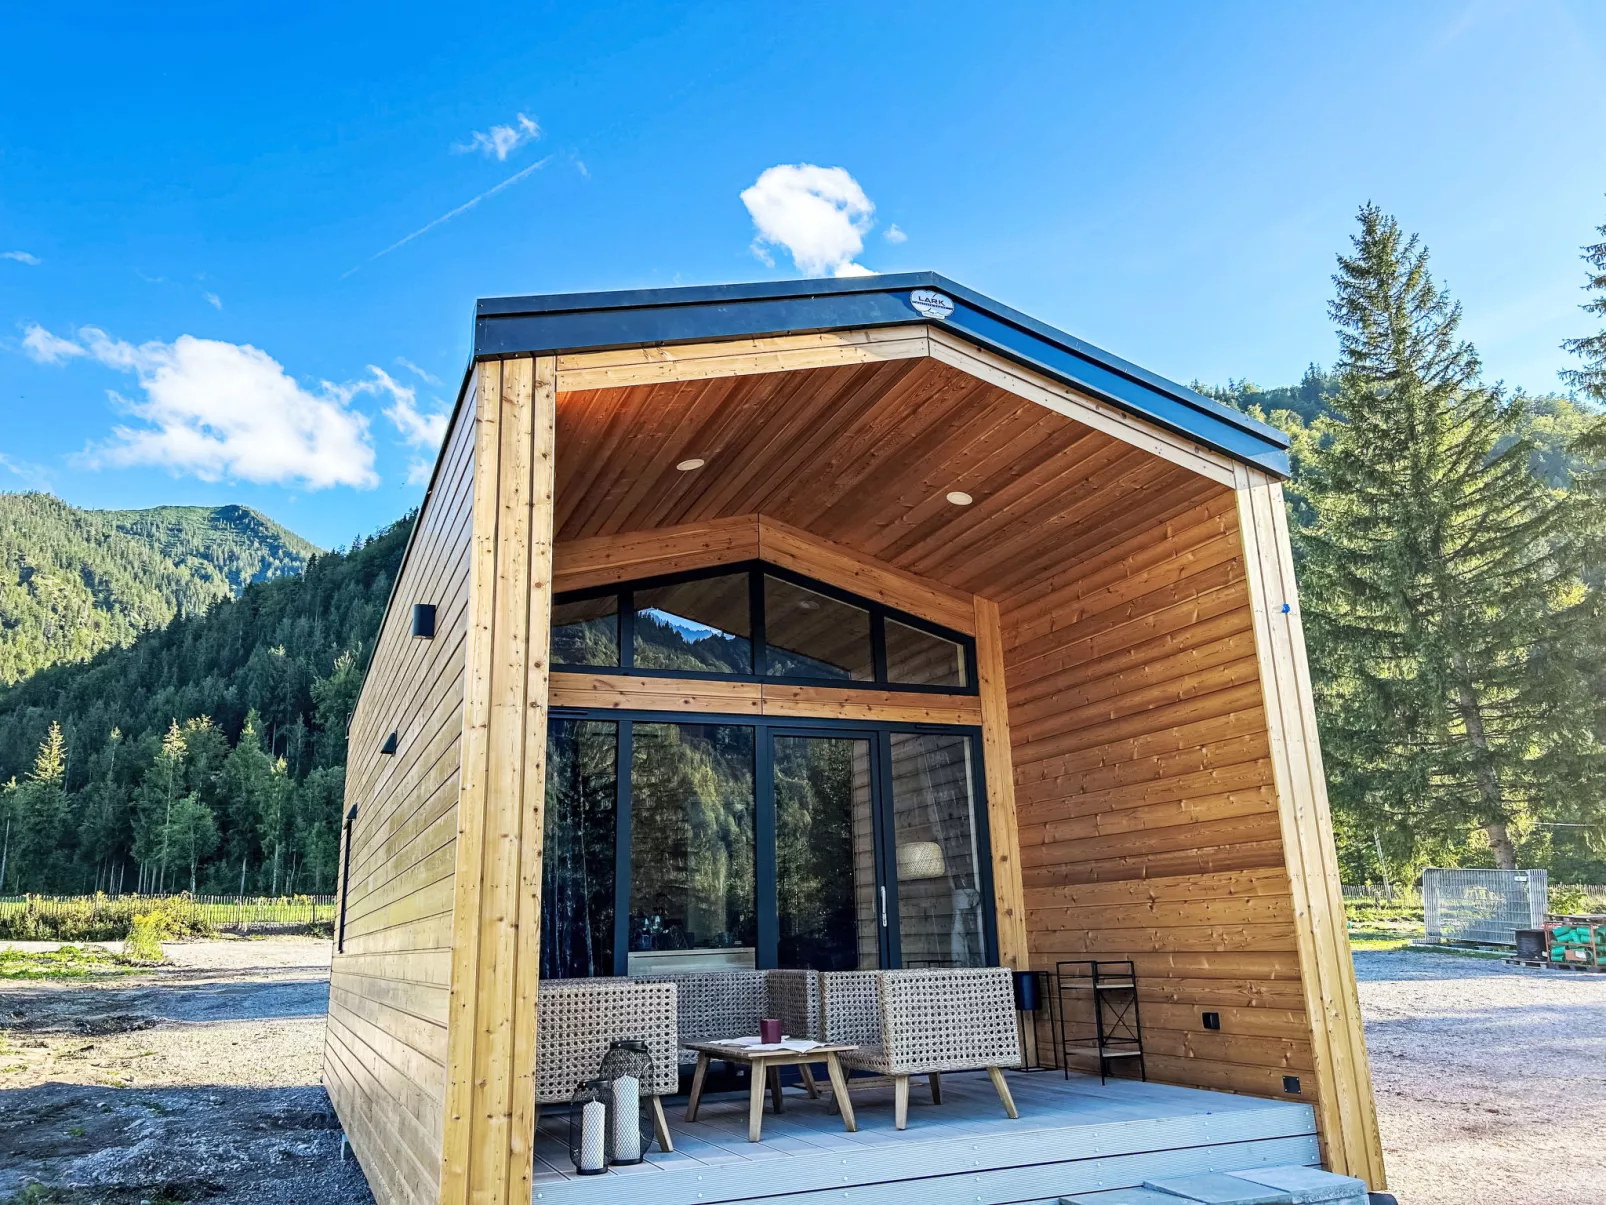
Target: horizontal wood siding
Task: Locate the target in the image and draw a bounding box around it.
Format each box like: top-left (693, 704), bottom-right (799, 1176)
top-left (1000, 488), bottom-right (1317, 1112)
top-left (324, 376), bottom-right (478, 1205)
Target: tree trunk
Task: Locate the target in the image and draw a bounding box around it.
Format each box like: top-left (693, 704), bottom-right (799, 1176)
top-left (1484, 821), bottom-right (1518, 871)
top-left (1450, 664), bottom-right (1515, 868)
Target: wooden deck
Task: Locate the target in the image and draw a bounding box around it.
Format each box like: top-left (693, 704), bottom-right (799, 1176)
top-left (530, 1070), bottom-right (1319, 1205)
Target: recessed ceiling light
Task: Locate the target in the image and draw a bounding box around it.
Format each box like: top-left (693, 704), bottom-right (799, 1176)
top-left (946, 491), bottom-right (973, 506)
top-left (676, 458), bottom-right (706, 471)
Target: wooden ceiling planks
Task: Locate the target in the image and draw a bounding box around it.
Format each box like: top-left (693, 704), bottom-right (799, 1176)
top-left (552, 354), bottom-right (1232, 604)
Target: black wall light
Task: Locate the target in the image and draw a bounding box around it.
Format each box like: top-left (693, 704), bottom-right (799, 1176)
top-left (380, 730), bottom-right (398, 755)
top-left (412, 603), bottom-right (437, 639)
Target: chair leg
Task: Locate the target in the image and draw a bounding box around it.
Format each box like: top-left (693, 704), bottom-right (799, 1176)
top-left (649, 1095), bottom-right (674, 1152)
top-left (893, 1074), bottom-right (910, 1131)
top-left (532, 1103), bottom-right (542, 1140)
top-left (987, 1066), bottom-right (1019, 1119)
top-left (928, 1071), bottom-right (942, 1105)
top-left (800, 1062), bottom-right (820, 1099)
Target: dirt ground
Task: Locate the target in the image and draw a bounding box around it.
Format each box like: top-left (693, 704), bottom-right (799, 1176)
top-left (1355, 949), bottom-right (1606, 1205)
top-left (3, 941), bottom-right (1603, 1204)
top-left (0, 938), bottom-right (372, 1205)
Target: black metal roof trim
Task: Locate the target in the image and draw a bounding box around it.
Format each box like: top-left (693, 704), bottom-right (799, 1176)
top-left (473, 272), bottom-right (1290, 477)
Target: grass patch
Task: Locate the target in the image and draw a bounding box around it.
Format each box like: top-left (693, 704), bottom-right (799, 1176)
top-left (0, 945), bottom-right (133, 980)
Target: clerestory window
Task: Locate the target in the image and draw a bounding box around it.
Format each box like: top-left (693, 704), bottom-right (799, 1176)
top-left (550, 562), bottom-right (975, 693)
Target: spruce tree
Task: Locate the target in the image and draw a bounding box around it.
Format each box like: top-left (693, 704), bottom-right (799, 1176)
top-left (1561, 207), bottom-right (1606, 404)
top-left (1299, 205), bottom-right (1595, 869)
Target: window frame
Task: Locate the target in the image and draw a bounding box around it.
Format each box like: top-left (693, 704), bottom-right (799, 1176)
top-left (551, 560), bottom-right (979, 696)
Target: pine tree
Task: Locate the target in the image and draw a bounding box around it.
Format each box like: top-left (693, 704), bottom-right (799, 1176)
top-left (1561, 206), bottom-right (1606, 404)
top-left (1299, 205), bottom-right (1598, 869)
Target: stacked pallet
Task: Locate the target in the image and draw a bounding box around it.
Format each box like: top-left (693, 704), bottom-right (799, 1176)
top-left (1547, 920), bottom-right (1603, 968)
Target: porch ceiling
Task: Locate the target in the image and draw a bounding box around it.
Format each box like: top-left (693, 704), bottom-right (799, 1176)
top-left (554, 355), bottom-right (1229, 603)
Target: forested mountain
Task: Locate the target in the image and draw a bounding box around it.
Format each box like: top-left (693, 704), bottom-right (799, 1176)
top-left (0, 493), bottom-right (318, 686)
top-left (0, 518), bottom-right (408, 896)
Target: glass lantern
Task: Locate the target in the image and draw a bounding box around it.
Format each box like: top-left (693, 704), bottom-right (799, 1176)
top-left (597, 1039), bottom-right (654, 1164)
top-left (567, 1078), bottom-right (613, 1175)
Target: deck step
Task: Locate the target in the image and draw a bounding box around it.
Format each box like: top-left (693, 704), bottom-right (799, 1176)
top-left (1063, 1166), bottom-right (1367, 1205)
top-left (1227, 1165), bottom-right (1369, 1203)
top-left (1142, 1172), bottom-right (1296, 1203)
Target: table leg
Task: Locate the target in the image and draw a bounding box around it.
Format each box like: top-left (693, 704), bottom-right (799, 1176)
top-left (767, 1065), bottom-right (784, 1114)
top-left (799, 1062), bottom-right (820, 1099)
top-left (823, 1052), bottom-right (857, 1133)
top-left (747, 1060), bottom-right (767, 1142)
top-left (685, 1053), bottom-right (710, 1122)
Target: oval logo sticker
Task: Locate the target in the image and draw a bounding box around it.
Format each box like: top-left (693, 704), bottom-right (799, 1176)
top-left (910, 289), bottom-right (955, 320)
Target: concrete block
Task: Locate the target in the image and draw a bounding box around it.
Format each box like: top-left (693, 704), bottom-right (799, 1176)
top-left (1227, 1165), bottom-right (1369, 1204)
top-left (1142, 1172), bottom-right (1295, 1204)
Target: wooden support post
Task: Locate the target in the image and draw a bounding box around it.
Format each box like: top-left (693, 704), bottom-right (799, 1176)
top-left (975, 596), bottom-right (1029, 970)
top-left (1233, 467), bottom-right (1387, 1191)
top-left (440, 356), bottom-right (557, 1205)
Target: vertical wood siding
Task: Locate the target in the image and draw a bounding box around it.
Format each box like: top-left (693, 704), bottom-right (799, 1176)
top-left (323, 377), bottom-right (479, 1205)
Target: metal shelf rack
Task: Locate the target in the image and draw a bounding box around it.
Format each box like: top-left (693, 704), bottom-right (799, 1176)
top-left (1054, 959), bottom-right (1146, 1084)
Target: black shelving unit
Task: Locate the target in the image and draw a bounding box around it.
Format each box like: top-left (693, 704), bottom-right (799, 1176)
top-left (1054, 959), bottom-right (1146, 1084)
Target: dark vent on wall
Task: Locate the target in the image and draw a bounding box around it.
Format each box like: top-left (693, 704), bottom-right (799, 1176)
top-left (412, 603), bottom-right (436, 639)
top-left (380, 731), bottom-right (398, 755)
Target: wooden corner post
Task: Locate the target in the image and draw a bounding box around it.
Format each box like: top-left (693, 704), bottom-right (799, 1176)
top-left (974, 596), bottom-right (1029, 971)
top-left (441, 356), bottom-right (557, 1205)
top-left (1233, 467), bottom-right (1387, 1190)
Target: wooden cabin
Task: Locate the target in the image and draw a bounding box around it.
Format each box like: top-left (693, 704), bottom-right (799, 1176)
top-left (323, 274), bottom-right (1385, 1205)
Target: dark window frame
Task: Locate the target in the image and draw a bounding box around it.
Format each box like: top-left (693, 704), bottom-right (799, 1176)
top-left (546, 706), bottom-right (999, 976)
top-left (552, 560), bottom-right (979, 696)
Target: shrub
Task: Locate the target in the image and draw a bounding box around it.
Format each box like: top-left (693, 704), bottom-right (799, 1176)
top-left (122, 912), bottom-right (168, 963)
top-left (0, 896), bottom-right (212, 942)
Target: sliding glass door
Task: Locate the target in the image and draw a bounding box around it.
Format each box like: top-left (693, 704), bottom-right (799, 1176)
top-left (540, 714), bottom-right (997, 978)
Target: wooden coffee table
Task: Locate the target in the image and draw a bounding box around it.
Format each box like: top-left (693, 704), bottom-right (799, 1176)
top-left (683, 1040), bottom-right (858, 1142)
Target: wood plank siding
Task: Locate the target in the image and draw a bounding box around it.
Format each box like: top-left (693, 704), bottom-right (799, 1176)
top-left (325, 371), bottom-right (479, 1205)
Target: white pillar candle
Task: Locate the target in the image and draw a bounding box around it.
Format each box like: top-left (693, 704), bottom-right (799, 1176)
top-left (579, 1099), bottom-right (607, 1172)
top-left (611, 1076), bottom-right (641, 1162)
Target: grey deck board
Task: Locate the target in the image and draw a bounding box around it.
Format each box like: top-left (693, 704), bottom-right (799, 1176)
top-left (530, 1071), bottom-right (1319, 1205)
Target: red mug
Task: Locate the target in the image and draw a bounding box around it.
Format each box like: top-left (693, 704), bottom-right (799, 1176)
top-left (759, 1017), bottom-right (782, 1044)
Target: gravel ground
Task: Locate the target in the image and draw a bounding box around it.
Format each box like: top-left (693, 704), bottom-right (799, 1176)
top-left (0, 937), bottom-right (372, 1205)
top-left (4, 940), bottom-right (1601, 1204)
top-left (1355, 949), bottom-right (1606, 1205)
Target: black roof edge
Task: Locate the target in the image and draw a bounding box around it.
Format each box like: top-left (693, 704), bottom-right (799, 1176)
top-left (472, 272), bottom-right (1290, 476)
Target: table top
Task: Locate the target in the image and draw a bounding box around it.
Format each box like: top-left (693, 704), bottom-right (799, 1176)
top-left (684, 1039), bottom-right (857, 1061)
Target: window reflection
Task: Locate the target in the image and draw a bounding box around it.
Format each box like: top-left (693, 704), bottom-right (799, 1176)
top-left (541, 720), bottom-right (618, 979)
top-left (628, 723), bottom-right (757, 973)
top-left (889, 731), bottom-right (986, 969)
top-left (551, 595), bottom-right (619, 667)
top-left (764, 576), bottom-right (873, 681)
top-left (634, 574), bottom-right (752, 674)
top-left (886, 618), bottom-right (967, 688)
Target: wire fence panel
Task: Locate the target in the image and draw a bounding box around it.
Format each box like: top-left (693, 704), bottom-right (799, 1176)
top-left (0, 894), bottom-right (336, 933)
top-left (1422, 868), bottom-right (1547, 945)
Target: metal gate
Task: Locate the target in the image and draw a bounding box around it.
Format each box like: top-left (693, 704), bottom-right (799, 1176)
top-left (1422, 868), bottom-right (1548, 946)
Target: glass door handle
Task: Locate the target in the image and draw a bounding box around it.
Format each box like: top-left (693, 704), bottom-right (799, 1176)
top-left (880, 885), bottom-right (887, 928)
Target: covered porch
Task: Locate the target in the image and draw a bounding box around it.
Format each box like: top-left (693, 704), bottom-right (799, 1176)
top-left (530, 1070), bottom-right (1320, 1205)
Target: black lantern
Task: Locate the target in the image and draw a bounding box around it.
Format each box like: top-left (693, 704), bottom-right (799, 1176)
top-left (597, 1039), bottom-right (654, 1163)
top-left (567, 1079), bottom-right (612, 1175)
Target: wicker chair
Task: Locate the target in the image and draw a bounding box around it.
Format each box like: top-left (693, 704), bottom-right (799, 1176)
top-left (821, 967), bottom-right (1022, 1130)
top-left (536, 978), bottom-right (679, 1152)
top-left (635, 969), bottom-right (823, 1048)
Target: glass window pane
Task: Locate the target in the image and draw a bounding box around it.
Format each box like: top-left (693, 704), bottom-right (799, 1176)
top-left (885, 618), bottom-right (967, 688)
top-left (763, 576), bottom-right (873, 681)
top-left (888, 732), bottom-right (986, 969)
top-left (552, 595), bottom-right (619, 667)
top-left (628, 722), bottom-right (756, 973)
top-left (634, 574), bottom-right (752, 674)
top-left (541, 719), bottom-right (618, 979)
top-left (775, 735), bottom-right (880, 971)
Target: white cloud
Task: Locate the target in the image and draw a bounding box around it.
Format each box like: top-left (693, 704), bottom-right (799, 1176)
top-left (203, 291), bottom-right (222, 310)
top-left (3, 251), bottom-right (41, 265)
top-left (883, 224), bottom-right (907, 244)
top-left (740, 164), bottom-right (877, 277)
top-left (22, 324), bottom-right (88, 363)
top-left (371, 366), bottom-right (449, 450)
top-left (405, 459), bottom-right (434, 487)
top-left (455, 113), bottom-right (540, 161)
top-left (0, 453), bottom-right (52, 489)
top-left (396, 356), bottom-right (442, 386)
top-left (27, 324), bottom-right (380, 489)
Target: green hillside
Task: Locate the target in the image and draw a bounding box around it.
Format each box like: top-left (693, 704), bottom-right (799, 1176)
top-left (0, 493), bottom-right (319, 686)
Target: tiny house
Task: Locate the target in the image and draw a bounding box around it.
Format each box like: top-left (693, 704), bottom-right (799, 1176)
top-left (323, 274), bottom-right (1385, 1205)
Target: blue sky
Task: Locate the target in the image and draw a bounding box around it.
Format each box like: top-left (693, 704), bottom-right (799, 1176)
top-left (3, 2), bottom-right (1604, 549)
